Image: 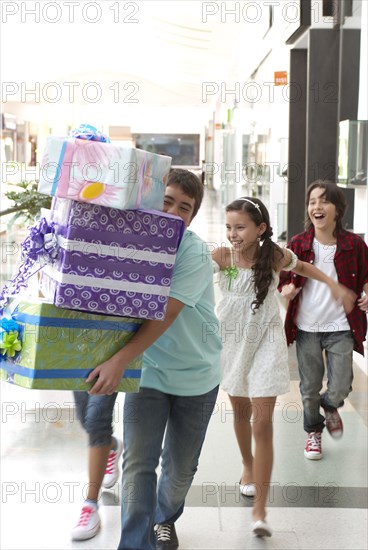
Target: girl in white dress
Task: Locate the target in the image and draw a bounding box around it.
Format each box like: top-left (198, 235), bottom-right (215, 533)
top-left (212, 197), bottom-right (356, 538)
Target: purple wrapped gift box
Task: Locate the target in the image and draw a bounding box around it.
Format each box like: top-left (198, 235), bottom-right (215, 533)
top-left (39, 198), bottom-right (185, 320)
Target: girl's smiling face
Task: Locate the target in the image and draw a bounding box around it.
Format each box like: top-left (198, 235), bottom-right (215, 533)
top-left (226, 210), bottom-right (265, 251)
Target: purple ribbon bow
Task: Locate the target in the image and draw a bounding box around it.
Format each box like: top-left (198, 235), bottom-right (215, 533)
top-left (69, 124), bottom-right (111, 143)
top-left (22, 217), bottom-right (58, 262)
top-left (0, 218), bottom-right (59, 313)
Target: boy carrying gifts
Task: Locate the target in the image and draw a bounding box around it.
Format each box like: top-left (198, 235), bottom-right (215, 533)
top-left (0, 125), bottom-right (185, 542)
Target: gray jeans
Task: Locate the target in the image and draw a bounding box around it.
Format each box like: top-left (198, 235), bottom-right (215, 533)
top-left (296, 330), bottom-right (354, 433)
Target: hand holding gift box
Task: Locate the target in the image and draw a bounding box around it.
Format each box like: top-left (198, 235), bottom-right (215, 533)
top-left (0, 300), bottom-right (142, 392)
top-left (38, 124), bottom-right (172, 211)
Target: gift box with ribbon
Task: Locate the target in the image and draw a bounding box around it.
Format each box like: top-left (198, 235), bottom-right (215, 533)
top-left (38, 124), bottom-right (172, 211)
top-left (37, 198), bottom-right (185, 319)
top-left (0, 300), bottom-right (143, 391)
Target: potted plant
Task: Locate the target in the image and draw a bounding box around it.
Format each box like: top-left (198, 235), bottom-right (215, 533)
top-left (0, 181), bottom-right (52, 225)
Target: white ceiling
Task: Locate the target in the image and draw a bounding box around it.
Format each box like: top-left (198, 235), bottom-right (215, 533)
top-left (1, 1), bottom-right (261, 108)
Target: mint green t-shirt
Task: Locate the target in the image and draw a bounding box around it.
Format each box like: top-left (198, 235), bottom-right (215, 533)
top-left (141, 230), bottom-right (222, 396)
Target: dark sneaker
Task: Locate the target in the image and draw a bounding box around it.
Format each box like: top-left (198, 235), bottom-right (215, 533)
top-left (154, 523), bottom-right (179, 550)
top-left (323, 408), bottom-right (343, 438)
top-left (304, 431), bottom-right (323, 460)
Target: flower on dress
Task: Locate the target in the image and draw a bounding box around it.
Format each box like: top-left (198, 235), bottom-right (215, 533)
top-left (224, 265), bottom-right (239, 291)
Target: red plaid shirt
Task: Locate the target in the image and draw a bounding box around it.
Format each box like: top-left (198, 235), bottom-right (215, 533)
top-left (278, 228), bottom-right (368, 355)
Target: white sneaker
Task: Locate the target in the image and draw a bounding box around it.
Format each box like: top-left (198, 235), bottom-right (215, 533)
top-left (239, 482), bottom-right (256, 497)
top-left (102, 438), bottom-right (123, 489)
top-left (71, 504), bottom-right (100, 541)
top-left (252, 519), bottom-right (272, 537)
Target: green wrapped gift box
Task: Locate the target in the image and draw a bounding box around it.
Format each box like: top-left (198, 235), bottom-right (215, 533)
top-left (0, 300), bottom-right (143, 391)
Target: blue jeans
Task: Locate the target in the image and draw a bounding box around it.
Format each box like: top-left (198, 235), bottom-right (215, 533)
top-left (296, 330), bottom-right (354, 433)
top-left (73, 391), bottom-right (118, 447)
top-left (118, 385), bottom-right (219, 550)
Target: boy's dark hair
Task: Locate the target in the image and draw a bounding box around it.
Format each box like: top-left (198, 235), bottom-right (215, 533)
top-left (167, 168), bottom-right (204, 220)
top-left (305, 180), bottom-right (347, 236)
top-left (226, 197), bottom-right (283, 313)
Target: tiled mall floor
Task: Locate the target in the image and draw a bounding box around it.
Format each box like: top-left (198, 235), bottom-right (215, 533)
top-left (0, 189), bottom-right (367, 550)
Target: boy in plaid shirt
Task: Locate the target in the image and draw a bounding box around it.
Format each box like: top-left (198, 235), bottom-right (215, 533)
top-left (278, 181), bottom-right (368, 459)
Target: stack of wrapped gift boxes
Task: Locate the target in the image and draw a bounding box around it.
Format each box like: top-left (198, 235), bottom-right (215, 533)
top-left (0, 125), bottom-right (184, 393)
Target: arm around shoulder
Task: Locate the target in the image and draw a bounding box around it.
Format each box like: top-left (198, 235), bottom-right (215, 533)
top-left (277, 242), bottom-right (299, 291)
top-left (276, 248), bottom-right (300, 300)
top-left (212, 246), bottom-right (229, 271)
top-left (291, 258), bottom-right (357, 313)
top-left (275, 248), bottom-right (298, 272)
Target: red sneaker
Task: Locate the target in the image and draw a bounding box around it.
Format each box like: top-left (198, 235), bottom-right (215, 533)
top-left (304, 432), bottom-right (322, 460)
top-left (323, 408), bottom-right (343, 438)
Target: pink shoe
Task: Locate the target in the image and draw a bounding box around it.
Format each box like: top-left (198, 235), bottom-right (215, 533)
top-left (102, 438), bottom-right (123, 488)
top-left (71, 504), bottom-right (100, 541)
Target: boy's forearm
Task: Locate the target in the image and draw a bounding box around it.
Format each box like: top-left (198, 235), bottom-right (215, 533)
top-left (108, 297), bottom-right (185, 368)
top-left (87, 298), bottom-right (186, 394)
top-left (293, 260), bottom-right (335, 286)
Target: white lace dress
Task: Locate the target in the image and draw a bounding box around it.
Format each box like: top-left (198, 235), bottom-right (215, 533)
top-left (215, 252), bottom-right (297, 398)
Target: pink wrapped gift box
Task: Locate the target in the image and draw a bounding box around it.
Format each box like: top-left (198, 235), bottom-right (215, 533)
top-left (38, 136), bottom-right (172, 211)
top-left (39, 198), bottom-right (185, 319)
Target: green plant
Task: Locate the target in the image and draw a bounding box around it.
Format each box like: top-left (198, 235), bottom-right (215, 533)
top-left (0, 181), bottom-right (52, 224)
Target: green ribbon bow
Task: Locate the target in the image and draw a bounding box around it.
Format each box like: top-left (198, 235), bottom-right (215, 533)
top-left (224, 265), bottom-right (239, 290)
top-left (0, 330), bottom-right (22, 358)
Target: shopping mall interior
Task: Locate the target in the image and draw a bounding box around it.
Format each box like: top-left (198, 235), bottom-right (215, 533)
top-left (0, 1), bottom-right (367, 549)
